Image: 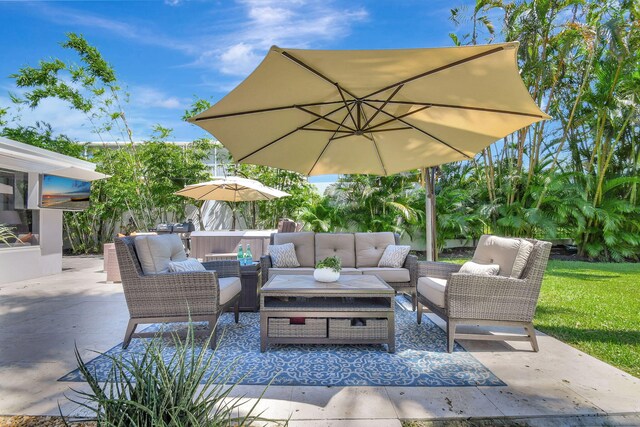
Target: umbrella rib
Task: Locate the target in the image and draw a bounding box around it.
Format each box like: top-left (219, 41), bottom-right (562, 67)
top-left (370, 100), bottom-right (547, 119)
top-left (300, 128), bottom-right (352, 133)
top-left (359, 106), bottom-right (388, 175)
top-left (237, 104), bottom-right (348, 162)
top-left (364, 45), bottom-right (507, 99)
top-left (295, 106), bottom-right (356, 132)
top-left (362, 84), bottom-right (404, 129)
top-left (366, 127), bottom-right (413, 133)
top-left (363, 100), bottom-right (471, 159)
top-left (192, 101), bottom-right (344, 121)
top-left (279, 50), bottom-right (360, 100)
top-left (308, 103), bottom-right (357, 175)
top-left (337, 86), bottom-right (357, 129)
top-left (365, 105), bottom-right (432, 131)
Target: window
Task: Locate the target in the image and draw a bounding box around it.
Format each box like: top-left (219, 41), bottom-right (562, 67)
top-left (0, 169), bottom-right (39, 247)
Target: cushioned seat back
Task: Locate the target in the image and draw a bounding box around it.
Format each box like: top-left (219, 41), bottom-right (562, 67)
top-left (273, 232), bottom-right (315, 267)
top-left (315, 233), bottom-right (356, 268)
top-left (472, 235), bottom-right (533, 278)
top-left (134, 234), bottom-right (188, 275)
top-left (355, 232), bottom-right (396, 268)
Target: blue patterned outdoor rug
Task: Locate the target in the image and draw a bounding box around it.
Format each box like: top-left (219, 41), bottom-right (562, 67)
top-left (59, 297), bottom-right (504, 387)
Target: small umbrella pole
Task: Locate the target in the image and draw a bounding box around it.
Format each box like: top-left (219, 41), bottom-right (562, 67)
top-left (423, 167), bottom-right (437, 262)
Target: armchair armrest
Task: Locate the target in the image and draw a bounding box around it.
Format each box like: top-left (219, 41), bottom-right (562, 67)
top-left (404, 254), bottom-right (418, 286)
top-left (446, 273), bottom-right (537, 322)
top-left (260, 255), bottom-right (272, 286)
top-left (201, 259), bottom-right (241, 278)
top-left (125, 271), bottom-right (221, 317)
top-left (418, 261), bottom-right (461, 280)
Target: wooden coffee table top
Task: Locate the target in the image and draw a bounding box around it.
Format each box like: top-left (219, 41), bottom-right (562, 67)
top-left (262, 274), bottom-right (394, 295)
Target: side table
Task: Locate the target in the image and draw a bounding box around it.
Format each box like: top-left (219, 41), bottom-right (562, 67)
top-left (238, 263), bottom-right (261, 311)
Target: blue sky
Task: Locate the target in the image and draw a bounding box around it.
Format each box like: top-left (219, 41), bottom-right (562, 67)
top-left (0, 0), bottom-right (487, 184)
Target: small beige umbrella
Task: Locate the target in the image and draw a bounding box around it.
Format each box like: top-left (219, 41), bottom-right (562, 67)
top-left (175, 176), bottom-right (290, 230)
top-left (188, 43), bottom-right (549, 257)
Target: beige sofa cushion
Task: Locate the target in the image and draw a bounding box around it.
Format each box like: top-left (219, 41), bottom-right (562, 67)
top-left (134, 234), bottom-right (187, 275)
top-left (417, 276), bottom-right (447, 308)
top-left (355, 232), bottom-right (396, 267)
top-left (359, 267), bottom-right (410, 283)
top-left (473, 235), bottom-right (533, 278)
top-left (273, 232), bottom-right (315, 267)
top-left (219, 276), bottom-right (241, 305)
top-left (315, 233), bottom-right (356, 268)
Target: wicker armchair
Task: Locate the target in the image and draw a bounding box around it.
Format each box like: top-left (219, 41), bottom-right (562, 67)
top-left (417, 237), bottom-right (552, 353)
top-left (114, 236), bottom-right (241, 349)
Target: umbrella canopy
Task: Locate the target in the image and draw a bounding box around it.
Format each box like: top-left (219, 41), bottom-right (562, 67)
top-left (188, 43), bottom-right (549, 257)
top-left (175, 176), bottom-right (290, 202)
top-left (175, 176), bottom-right (290, 230)
top-left (188, 42), bottom-right (549, 176)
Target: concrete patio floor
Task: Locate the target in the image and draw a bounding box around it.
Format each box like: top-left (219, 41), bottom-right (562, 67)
top-left (1, 256), bottom-right (639, 426)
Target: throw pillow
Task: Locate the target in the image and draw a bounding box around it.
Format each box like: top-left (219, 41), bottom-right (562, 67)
top-left (168, 258), bottom-right (207, 273)
top-left (269, 243), bottom-right (300, 268)
top-left (378, 245), bottom-right (411, 268)
top-left (511, 239), bottom-right (534, 278)
top-left (459, 260), bottom-right (500, 276)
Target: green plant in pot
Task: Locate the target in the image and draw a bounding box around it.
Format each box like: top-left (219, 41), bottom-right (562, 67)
top-left (314, 255), bottom-right (342, 282)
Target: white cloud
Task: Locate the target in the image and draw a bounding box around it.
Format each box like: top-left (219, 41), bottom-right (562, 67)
top-left (130, 86), bottom-right (188, 110)
top-left (218, 43), bottom-right (262, 76)
top-left (164, 0), bottom-right (183, 6)
top-left (31, 3), bottom-right (195, 55)
top-left (196, 0), bottom-right (369, 76)
top-left (0, 95), bottom-right (97, 141)
top-left (26, 1), bottom-right (369, 79)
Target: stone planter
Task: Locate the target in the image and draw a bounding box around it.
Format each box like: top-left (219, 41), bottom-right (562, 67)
top-left (313, 267), bottom-right (340, 282)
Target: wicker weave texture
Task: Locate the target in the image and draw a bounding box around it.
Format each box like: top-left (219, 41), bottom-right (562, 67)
top-left (115, 237), bottom-right (240, 318)
top-left (268, 318), bottom-right (327, 338)
top-left (418, 239), bottom-right (552, 323)
top-left (328, 318), bottom-right (388, 340)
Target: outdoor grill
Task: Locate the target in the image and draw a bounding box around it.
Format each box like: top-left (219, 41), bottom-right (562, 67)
top-left (153, 220), bottom-right (195, 254)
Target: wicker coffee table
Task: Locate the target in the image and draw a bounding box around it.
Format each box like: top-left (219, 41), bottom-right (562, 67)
top-left (260, 274), bottom-right (395, 352)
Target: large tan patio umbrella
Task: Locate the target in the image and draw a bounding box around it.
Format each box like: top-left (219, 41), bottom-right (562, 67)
top-left (175, 176), bottom-right (290, 230)
top-left (188, 43), bottom-right (549, 257)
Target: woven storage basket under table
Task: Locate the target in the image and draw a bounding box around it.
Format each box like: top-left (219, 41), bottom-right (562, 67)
top-left (268, 318), bottom-right (327, 338)
top-left (328, 318), bottom-right (388, 340)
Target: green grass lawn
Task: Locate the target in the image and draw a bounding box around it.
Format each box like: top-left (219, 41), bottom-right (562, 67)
top-left (535, 260), bottom-right (640, 378)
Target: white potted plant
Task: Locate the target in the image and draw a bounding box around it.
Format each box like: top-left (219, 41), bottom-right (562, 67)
top-left (314, 256), bottom-right (342, 282)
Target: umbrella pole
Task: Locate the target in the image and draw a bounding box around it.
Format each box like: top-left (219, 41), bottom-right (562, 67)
top-left (231, 204), bottom-right (237, 231)
top-left (423, 167), bottom-right (437, 262)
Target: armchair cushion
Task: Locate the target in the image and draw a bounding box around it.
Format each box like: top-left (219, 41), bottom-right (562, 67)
top-left (273, 232), bottom-right (315, 267)
top-left (134, 234), bottom-right (187, 275)
top-left (459, 260), bottom-right (500, 276)
top-left (472, 235), bottom-right (533, 278)
top-left (355, 232), bottom-right (396, 267)
top-left (268, 243), bottom-right (300, 268)
top-left (417, 276), bottom-right (447, 308)
top-left (168, 258), bottom-right (206, 272)
top-left (219, 276), bottom-right (241, 305)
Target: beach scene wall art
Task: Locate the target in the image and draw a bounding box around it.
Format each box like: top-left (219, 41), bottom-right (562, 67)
top-left (40, 174), bottom-right (91, 210)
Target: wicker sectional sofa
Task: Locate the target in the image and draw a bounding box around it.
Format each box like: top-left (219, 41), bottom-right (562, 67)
top-left (260, 232), bottom-right (417, 309)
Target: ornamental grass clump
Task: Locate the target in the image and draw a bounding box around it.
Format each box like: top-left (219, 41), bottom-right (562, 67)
top-left (315, 256), bottom-right (342, 272)
top-left (67, 324), bottom-right (274, 426)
